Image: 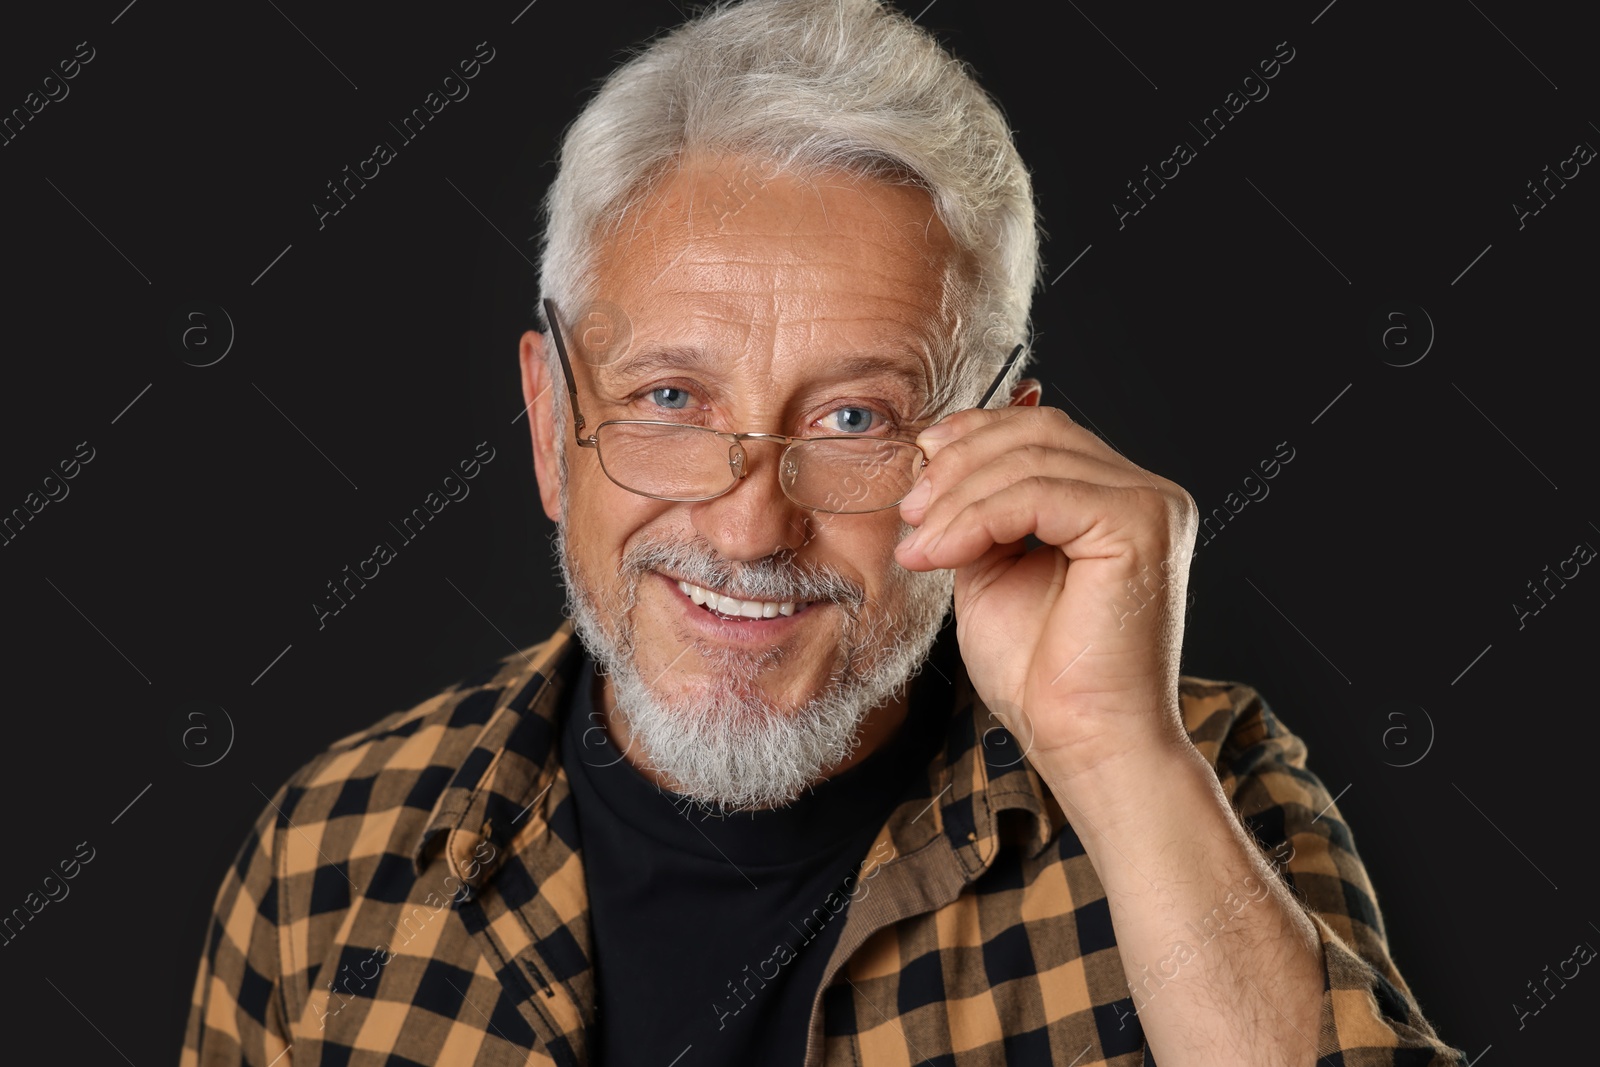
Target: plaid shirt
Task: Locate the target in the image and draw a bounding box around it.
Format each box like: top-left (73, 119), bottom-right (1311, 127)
top-left (183, 621), bottom-right (1463, 1065)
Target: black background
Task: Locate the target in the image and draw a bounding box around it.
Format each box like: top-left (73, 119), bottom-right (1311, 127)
top-left (1, 0), bottom-right (1593, 1062)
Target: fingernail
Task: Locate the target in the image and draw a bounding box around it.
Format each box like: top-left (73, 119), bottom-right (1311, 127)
top-left (919, 421), bottom-right (955, 444)
top-left (901, 478), bottom-right (931, 512)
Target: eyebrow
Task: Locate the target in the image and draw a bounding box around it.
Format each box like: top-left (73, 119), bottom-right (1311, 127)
top-left (602, 346), bottom-right (934, 400)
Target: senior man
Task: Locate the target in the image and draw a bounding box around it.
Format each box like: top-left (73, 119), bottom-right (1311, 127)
top-left (184, 1), bottom-right (1460, 1064)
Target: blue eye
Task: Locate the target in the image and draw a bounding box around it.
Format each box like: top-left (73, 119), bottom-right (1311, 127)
top-left (649, 387), bottom-right (692, 410)
top-left (823, 406), bottom-right (879, 433)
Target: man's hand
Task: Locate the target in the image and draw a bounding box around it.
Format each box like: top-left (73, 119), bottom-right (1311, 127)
top-left (894, 399), bottom-right (1199, 783)
top-left (895, 394), bottom-right (1327, 1067)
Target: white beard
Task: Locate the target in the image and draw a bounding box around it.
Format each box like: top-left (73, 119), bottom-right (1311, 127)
top-left (554, 508), bottom-right (952, 813)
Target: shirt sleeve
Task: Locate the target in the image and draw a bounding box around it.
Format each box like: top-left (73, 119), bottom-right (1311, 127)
top-left (181, 782), bottom-right (295, 1067)
top-left (1207, 682), bottom-right (1466, 1065)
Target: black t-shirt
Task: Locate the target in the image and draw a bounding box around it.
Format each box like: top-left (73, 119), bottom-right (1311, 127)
top-left (560, 652), bottom-right (950, 1067)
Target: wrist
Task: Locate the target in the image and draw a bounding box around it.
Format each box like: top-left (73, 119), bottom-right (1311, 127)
top-left (1034, 731), bottom-right (1219, 829)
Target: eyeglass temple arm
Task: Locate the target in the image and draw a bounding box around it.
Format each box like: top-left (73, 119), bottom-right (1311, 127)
top-left (541, 298), bottom-right (587, 437)
top-left (977, 342), bottom-right (1026, 409)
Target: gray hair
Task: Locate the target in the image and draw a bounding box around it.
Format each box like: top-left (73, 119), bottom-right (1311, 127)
top-left (536, 0), bottom-right (1040, 450)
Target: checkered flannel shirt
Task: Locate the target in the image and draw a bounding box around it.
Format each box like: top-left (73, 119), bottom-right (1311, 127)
top-left (183, 621), bottom-right (1463, 1065)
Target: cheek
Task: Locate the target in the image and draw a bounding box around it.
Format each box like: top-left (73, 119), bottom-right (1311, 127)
top-left (565, 474), bottom-right (662, 569)
top-left (813, 512), bottom-right (904, 591)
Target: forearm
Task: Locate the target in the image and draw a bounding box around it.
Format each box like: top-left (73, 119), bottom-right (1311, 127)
top-left (1037, 739), bottom-right (1324, 1066)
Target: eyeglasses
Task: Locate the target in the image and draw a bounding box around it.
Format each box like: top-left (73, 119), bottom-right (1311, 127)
top-left (543, 298), bottom-right (1023, 515)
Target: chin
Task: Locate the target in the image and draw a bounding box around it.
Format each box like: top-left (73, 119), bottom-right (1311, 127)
top-left (670, 639), bottom-right (841, 709)
top-left (553, 515), bottom-right (955, 809)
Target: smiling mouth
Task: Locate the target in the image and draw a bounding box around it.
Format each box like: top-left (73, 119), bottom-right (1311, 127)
top-left (671, 576), bottom-right (818, 620)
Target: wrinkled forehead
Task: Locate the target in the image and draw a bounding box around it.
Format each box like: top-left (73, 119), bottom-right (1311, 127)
top-left (579, 154), bottom-right (973, 404)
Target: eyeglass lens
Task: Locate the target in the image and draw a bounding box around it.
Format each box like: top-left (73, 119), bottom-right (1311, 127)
top-left (593, 423), bottom-right (922, 514)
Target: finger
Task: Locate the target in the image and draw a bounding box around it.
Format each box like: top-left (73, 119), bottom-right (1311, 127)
top-left (898, 476), bottom-right (1143, 570)
top-left (900, 441), bottom-right (1145, 529)
top-left (918, 404), bottom-right (1139, 481)
top-left (914, 405), bottom-right (1021, 453)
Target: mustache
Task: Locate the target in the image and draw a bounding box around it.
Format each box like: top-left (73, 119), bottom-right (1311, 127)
top-left (621, 533), bottom-right (865, 611)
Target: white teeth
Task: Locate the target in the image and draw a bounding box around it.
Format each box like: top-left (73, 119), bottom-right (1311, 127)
top-left (673, 577), bottom-right (809, 619)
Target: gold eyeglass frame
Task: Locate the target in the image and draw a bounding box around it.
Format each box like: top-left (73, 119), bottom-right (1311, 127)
top-left (542, 298), bottom-right (1024, 515)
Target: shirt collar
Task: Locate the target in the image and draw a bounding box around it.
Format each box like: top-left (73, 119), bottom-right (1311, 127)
top-left (411, 624), bottom-right (585, 891)
top-left (872, 623), bottom-right (1069, 878)
top-left (412, 621), bottom-right (1070, 893)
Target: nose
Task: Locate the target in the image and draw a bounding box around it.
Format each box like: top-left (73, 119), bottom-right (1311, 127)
top-left (689, 437), bottom-right (811, 561)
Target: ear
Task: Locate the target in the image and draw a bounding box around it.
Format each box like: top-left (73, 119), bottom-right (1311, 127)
top-left (518, 329), bottom-right (563, 523)
top-left (1009, 377), bottom-right (1043, 407)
